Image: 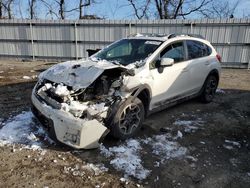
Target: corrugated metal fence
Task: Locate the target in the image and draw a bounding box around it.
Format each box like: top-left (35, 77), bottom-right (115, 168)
top-left (0, 19), bottom-right (249, 68)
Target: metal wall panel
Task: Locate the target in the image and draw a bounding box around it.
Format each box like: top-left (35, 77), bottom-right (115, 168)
top-left (0, 19), bottom-right (249, 68)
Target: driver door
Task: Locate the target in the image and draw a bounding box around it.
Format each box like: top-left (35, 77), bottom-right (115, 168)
top-left (149, 41), bottom-right (191, 110)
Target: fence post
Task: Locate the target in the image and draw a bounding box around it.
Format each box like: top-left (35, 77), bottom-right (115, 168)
top-left (29, 22), bottom-right (35, 60)
top-left (248, 51), bottom-right (250, 70)
top-left (129, 22), bottom-right (132, 35)
top-left (74, 21), bottom-right (78, 60)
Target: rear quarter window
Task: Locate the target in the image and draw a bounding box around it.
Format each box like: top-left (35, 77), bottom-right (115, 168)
top-left (186, 40), bottom-right (212, 59)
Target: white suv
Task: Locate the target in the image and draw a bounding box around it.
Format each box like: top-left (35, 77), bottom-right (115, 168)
top-left (31, 33), bottom-right (221, 149)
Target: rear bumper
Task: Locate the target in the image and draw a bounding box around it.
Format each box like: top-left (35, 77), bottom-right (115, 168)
top-left (31, 90), bottom-right (109, 149)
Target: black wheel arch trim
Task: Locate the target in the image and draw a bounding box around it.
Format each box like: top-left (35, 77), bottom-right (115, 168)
top-left (129, 84), bottom-right (152, 116)
top-left (199, 69), bottom-right (220, 95)
top-left (105, 84), bottom-right (152, 127)
top-left (208, 69), bottom-right (219, 81)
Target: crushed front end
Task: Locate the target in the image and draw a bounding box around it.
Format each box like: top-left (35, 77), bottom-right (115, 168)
top-left (31, 66), bottom-right (125, 149)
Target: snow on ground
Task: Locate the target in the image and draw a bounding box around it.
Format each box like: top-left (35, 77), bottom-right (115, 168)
top-left (100, 134), bottom-right (188, 180)
top-left (1, 111), bottom-right (190, 181)
top-left (22, 76), bottom-right (32, 80)
top-left (100, 139), bottom-right (151, 180)
top-left (173, 119), bottom-right (204, 133)
top-left (0, 112), bottom-right (108, 178)
top-left (147, 134), bottom-right (187, 161)
top-left (223, 139), bottom-right (241, 150)
top-left (225, 139), bottom-right (241, 148)
top-left (63, 163), bottom-right (108, 177)
top-left (216, 88), bottom-right (225, 94)
top-left (0, 111), bottom-right (53, 149)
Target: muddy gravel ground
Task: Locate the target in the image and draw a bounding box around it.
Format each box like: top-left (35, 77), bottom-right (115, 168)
top-left (0, 60), bottom-right (250, 188)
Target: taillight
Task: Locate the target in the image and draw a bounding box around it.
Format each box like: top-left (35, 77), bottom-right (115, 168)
top-left (216, 54), bottom-right (222, 63)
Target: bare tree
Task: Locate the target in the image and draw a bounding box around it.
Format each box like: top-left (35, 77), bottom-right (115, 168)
top-left (79, 0), bottom-right (91, 19)
top-left (128, 0), bottom-right (150, 19)
top-left (58, 0), bottom-right (65, 19)
top-left (40, 0), bottom-right (59, 19)
top-left (6, 0), bottom-right (13, 18)
top-left (153, 0), bottom-right (211, 19)
top-left (0, 0), bottom-right (3, 18)
top-left (201, 0), bottom-right (241, 18)
top-left (0, 0), bottom-right (14, 18)
top-left (76, 0), bottom-right (97, 19)
top-left (28, 0), bottom-right (36, 19)
top-left (127, 0), bottom-right (241, 19)
top-left (39, 0), bottom-right (95, 19)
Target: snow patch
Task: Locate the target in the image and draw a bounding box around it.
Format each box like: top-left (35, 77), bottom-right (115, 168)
top-left (216, 88), bottom-right (225, 94)
top-left (100, 135), bottom-right (188, 180)
top-left (223, 144), bottom-right (234, 150)
top-left (173, 119), bottom-right (204, 133)
top-left (200, 141), bottom-right (206, 145)
top-left (0, 111), bottom-right (53, 149)
top-left (63, 163), bottom-right (108, 177)
top-left (148, 135), bottom-right (187, 161)
top-left (225, 139), bottom-right (241, 148)
top-left (223, 140), bottom-right (241, 150)
top-left (22, 76), bottom-right (31, 80)
top-left (100, 139), bottom-right (151, 180)
top-left (175, 130), bottom-right (183, 139)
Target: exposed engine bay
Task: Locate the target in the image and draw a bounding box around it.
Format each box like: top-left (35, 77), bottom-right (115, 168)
top-left (35, 68), bottom-right (126, 121)
top-left (31, 60), bottom-right (139, 149)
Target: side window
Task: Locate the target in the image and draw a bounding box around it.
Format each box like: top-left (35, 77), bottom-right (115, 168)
top-left (205, 44), bottom-right (212, 56)
top-left (160, 42), bottom-right (184, 63)
top-left (187, 40), bottom-right (211, 59)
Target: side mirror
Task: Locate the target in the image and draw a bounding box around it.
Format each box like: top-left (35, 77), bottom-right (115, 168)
top-left (86, 49), bottom-right (101, 57)
top-left (160, 58), bottom-right (174, 66)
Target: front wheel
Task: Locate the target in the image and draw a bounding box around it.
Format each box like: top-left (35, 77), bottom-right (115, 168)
top-left (200, 75), bottom-right (218, 103)
top-left (110, 97), bottom-right (145, 140)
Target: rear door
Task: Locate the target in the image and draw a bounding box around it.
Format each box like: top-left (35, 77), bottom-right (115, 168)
top-left (185, 40), bottom-right (212, 93)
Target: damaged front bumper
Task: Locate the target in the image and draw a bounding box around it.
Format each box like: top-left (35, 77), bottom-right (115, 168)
top-left (31, 90), bottom-right (109, 149)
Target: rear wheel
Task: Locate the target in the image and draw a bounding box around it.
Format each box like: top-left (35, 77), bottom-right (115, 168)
top-left (110, 97), bottom-right (145, 140)
top-left (200, 75), bottom-right (218, 103)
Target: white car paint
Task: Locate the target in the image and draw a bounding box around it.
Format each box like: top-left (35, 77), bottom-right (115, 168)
top-left (32, 34), bottom-right (221, 149)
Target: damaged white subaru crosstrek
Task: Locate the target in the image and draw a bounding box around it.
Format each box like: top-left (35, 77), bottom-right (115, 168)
top-left (31, 33), bottom-right (221, 149)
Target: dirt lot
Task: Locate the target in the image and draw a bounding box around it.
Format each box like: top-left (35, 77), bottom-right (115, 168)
top-left (0, 60), bottom-right (250, 188)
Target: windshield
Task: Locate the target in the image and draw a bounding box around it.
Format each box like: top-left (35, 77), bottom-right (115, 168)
top-left (93, 39), bottom-right (162, 65)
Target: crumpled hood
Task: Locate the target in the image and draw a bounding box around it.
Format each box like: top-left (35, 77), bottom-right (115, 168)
top-left (39, 59), bottom-right (126, 90)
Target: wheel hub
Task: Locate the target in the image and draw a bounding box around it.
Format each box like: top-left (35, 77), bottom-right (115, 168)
top-left (206, 78), bottom-right (217, 99)
top-left (119, 103), bottom-right (141, 135)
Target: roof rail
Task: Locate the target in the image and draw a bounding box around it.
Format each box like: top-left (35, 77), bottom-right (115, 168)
top-left (128, 33), bottom-right (205, 40)
top-left (167, 33), bottom-right (205, 39)
top-left (128, 33), bottom-right (168, 38)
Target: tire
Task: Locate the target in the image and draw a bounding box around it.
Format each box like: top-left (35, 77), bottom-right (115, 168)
top-left (200, 75), bottom-right (218, 103)
top-left (110, 97), bottom-right (145, 140)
